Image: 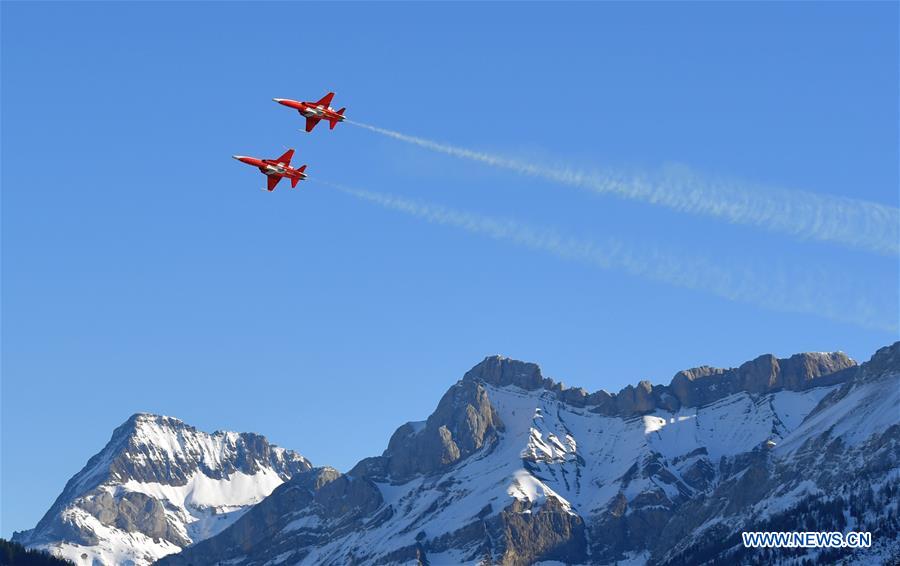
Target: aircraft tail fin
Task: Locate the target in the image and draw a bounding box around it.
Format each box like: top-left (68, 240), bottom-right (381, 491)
top-left (328, 109), bottom-right (345, 129)
top-left (291, 165), bottom-right (307, 188)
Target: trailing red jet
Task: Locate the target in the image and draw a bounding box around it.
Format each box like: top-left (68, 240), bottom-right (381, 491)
top-left (273, 92), bottom-right (346, 132)
top-left (232, 149), bottom-right (307, 191)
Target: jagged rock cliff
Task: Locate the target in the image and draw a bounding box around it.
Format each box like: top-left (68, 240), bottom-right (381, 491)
top-left (156, 343), bottom-right (898, 565)
top-left (13, 414), bottom-right (311, 565)
top-left (468, 350), bottom-right (856, 416)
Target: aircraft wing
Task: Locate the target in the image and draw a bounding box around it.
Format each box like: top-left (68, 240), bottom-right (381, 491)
top-left (275, 149), bottom-right (294, 165)
top-left (267, 175), bottom-right (281, 191)
top-left (305, 116), bottom-right (321, 132)
top-left (315, 92), bottom-right (335, 107)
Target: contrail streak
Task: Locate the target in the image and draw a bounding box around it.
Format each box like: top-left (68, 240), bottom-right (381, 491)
top-left (349, 121), bottom-right (900, 256)
top-left (319, 180), bottom-right (897, 333)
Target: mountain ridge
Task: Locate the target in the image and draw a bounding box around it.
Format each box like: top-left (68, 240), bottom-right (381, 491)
top-left (14, 413), bottom-right (312, 565)
top-left (17, 344), bottom-right (896, 565)
top-left (158, 342), bottom-right (897, 565)
top-left (465, 350), bottom-right (857, 416)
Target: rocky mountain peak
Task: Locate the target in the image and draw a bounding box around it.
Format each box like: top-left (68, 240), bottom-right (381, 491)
top-left (110, 413), bottom-right (188, 449)
top-left (857, 341), bottom-right (900, 380)
top-left (462, 350), bottom-right (857, 418)
top-left (14, 414), bottom-right (313, 565)
top-left (668, 351), bottom-right (856, 408)
top-left (91, 412), bottom-right (310, 488)
top-left (156, 341), bottom-right (900, 566)
top-left (463, 355), bottom-right (545, 390)
top-left (348, 378), bottom-right (506, 483)
top-left (129, 411), bottom-right (183, 424)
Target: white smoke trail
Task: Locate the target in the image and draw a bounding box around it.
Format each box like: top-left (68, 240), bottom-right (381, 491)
top-left (349, 121), bottom-right (900, 256)
top-left (319, 180), bottom-right (897, 333)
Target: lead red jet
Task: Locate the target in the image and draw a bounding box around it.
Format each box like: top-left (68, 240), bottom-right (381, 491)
top-left (273, 92), bottom-right (346, 132)
top-left (232, 149), bottom-right (308, 191)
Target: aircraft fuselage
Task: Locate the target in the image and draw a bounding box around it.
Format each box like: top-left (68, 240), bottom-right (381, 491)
top-left (232, 155), bottom-right (307, 180)
top-left (274, 98), bottom-right (345, 123)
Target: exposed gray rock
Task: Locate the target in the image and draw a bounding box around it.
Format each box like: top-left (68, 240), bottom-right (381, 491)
top-left (14, 414), bottom-right (312, 565)
top-left (614, 380), bottom-right (656, 415)
top-left (79, 490), bottom-right (188, 547)
top-left (463, 355), bottom-right (543, 390)
top-left (494, 497), bottom-right (587, 565)
top-left (557, 386), bottom-right (589, 408)
top-left (159, 343), bottom-right (896, 566)
top-left (462, 350), bottom-right (856, 420)
top-left (23, 343), bottom-right (899, 566)
top-left (587, 350), bottom-right (858, 417)
top-left (378, 378), bottom-right (504, 482)
top-left (668, 351), bottom-right (856, 410)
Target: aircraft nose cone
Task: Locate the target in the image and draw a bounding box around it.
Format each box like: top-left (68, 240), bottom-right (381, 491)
top-left (273, 98), bottom-right (287, 104)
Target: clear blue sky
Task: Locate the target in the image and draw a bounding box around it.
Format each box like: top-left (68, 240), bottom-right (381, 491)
top-left (2, 2), bottom-right (897, 537)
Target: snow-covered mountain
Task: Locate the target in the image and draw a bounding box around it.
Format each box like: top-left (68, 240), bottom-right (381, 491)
top-left (13, 414), bottom-right (311, 565)
top-left (155, 342), bottom-right (899, 566)
top-left (18, 343), bottom-right (899, 565)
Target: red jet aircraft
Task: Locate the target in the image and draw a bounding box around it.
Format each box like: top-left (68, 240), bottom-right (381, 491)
top-left (232, 149), bottom-right (307, 191)
top-left (273, 92), bottom-right (346, 132)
